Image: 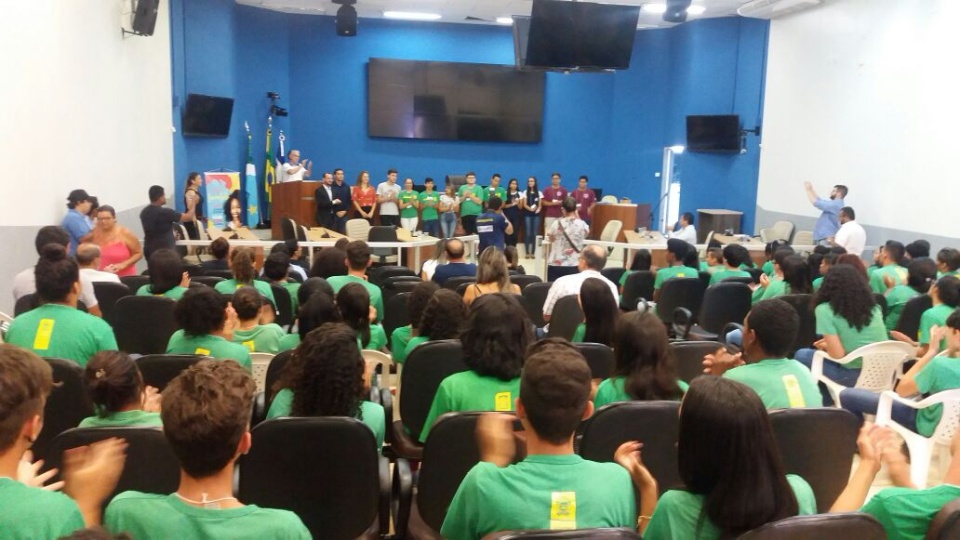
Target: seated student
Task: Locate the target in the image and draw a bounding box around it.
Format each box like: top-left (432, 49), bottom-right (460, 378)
top-left (703, 247), bottom-right (724, 275)
top-left (705, 299), bottom-right (822, 409)
top-left (937, 247), bottom-right (960, 278)
top-left (136, 249), bottom-right (189, 300)
top-left (431, 238), bottom-right (478, 285)
top-left (5, 244), bottom-right (117, 367)
top-left (309, 246), bottom-right (348, 280)
top-left (337, 282), bottom-right (387, 352)
top-left (571, 277), bottom-right (619, 346)
top-left (0, 344), bottom-right (127, 537)
top-left (104, 361), bottom-right (309, 539)
top-left (760, 240), bottom-right (790, 277)
top-left (230, 287), bottom-right (286, 354)
top-left (751, 253), bottom-right (813, 303)
top-left (267, 323), bottom-right (386, 449)
top-left (441, 339), bottom-right (638, 538)
top-left (892, 275), bottom-right (960, 356)
top-left (904, 239), bottom-right (931, 262)
top-left (200, 237), bottom-right (230, 274)
top-left (812, 250), bottom-right (844, 291)
top-left (390, 281), bottom-right (440, 364)
top-left (213, 247), bottom-right (277, 307)
top-left (283, 238), bottom-right (310, 275)
top-left (420, 240), bottom-right (447, 282)
top-left (13, 225), bottom-right (102, 317)
top-left (262, 242), bottom-right (307, 282)
top-left (869, 240), bottom-right (909, 294)
top-left (622, 376), bottom-right (816, 539)
top-left (76, 243), bottom-right (122, 284)
top-left (296, 276), bottom-right (335, 311)
top-left (594, 311), bottom-right (686, 408)
top-left (503, 245), bottom-right (525, 275)
top-left (542, 245), bottom-right (618, 325)
top-left (261, 251), bottom-right (301, 315)
top-left (653, 239), bottom-right (697, 302)
top-left (420, 293), bottom-right (533, 442)
top-left (327, 241), bottom-right (384, 323)
top-left (709, 244), bottom-right (752, 285)
top-left (404, 289), bottom-right (468, 362)
top-left (883, 257), bottom-right (937, 331)
top-left (277, 290), bottom-right (341, 352)
top-left (619, 248), bottom-right (652, 291)
top-left (80, 351), bottom-right (161, 428)
top-left (462, 247), bottom-right (521, 306)
top-left (166, 288), bottom-right (251, 371)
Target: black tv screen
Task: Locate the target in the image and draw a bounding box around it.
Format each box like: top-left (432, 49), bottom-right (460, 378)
top-left (182, 94), bottom-right (234, 138)
top-left (686, 115), bottom-right (742, 153)
top-left (525, 0), bottom-right (640, 70)
top-left (367, 58), bottom-right (545, 143)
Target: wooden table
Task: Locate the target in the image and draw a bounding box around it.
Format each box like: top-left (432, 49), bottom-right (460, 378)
top-left (697, 209), bottom-right (743, 243)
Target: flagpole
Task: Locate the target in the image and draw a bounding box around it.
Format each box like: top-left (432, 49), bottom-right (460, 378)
top-left (263, 116), bottom-right (275, 224)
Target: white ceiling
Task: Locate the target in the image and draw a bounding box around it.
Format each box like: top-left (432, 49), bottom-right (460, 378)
top-left (236, 0), bottom-right (759, 29)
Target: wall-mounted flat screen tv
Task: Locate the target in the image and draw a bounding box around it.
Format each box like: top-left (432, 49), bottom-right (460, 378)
top-left (686, 115), bottom-right (742, 153)
top-left (524, 0), bottom-right (640, 70)
top-left (182, 94), bottom-right (234, 138)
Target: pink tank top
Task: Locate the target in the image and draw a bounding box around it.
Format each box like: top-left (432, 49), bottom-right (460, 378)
top-left (99, 241), bottom-right (136, 277)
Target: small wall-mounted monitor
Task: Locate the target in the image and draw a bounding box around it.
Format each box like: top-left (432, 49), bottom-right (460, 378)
top-left (182, 94), bottom-right (234, 138)
top-left (686, 115), bottom-right (741, 153)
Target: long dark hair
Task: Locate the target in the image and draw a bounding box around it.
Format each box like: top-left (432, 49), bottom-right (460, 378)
top-left (283, 323), bottom-right (364, 420)
top-left (35, 244), bottom-right (78, 303)
top-left (781, 254), bottom-right (813, 295)
top-left (814, 265), bottom-right (876, 330)
top-left (296, 291), bottom-right (341, 340)
top-left (629, 249), bottom-right (652, 271)
top-left (337, 282), bottom-right (372, 347)
top-left (679, 376), bottom-right (799, 537)
top-left (906, 257), bottom-right (937, 294)
top-left (461, 293), bottom-right (532, 381)
top-left (580, 278), bottom-right (618, 346)
top-left (419, 289), bottom-right (467, 341)
top-left (147, 249), bottom-right (183, 295)
top-left (83, 351), bottom-right (144, 417)
top-left (613, 311), bottom-right (682, 400)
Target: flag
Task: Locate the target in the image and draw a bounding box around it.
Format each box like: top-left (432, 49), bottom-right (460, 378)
top-left (263, 117), bottom-right (276, 221)
top-left (244, 122), bottom-right (260, 226)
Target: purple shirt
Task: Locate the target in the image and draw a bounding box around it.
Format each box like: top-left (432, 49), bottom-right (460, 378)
top-left (543, 186), bottom-right (568, 218)
top-left (573, 188), bottom-right (596, 221)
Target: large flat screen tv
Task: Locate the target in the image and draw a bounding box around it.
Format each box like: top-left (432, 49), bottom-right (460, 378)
top-left (182, 94), bottom-right (234, 138)
top-left (686, 115), bottom-right (742, 153)
top-left (368, 58), bottom-right (545, 143)
top-left (524, 0), bottom-right (640, 70)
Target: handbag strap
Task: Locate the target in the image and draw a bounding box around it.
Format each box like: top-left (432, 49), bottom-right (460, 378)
top-left (558, 220), bottom-right (582, 254)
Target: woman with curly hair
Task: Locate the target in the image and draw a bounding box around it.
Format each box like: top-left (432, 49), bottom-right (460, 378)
top-left (404, 289), bottom-right (468, 362)
top-left (794, 264), bottom-right (887, 403)
top-left (337, 282), bottom-right (387, 351)
top-left (462, 247), bottom-right (521, 306)
top-left (267, 322), bottom-right (385, 449)
top-left (571, 277), bottom-right (619, 345)
top-left (214, 247), bottom-right (277, 307)
top-left (390, 281), bottom-right (440, 364)
top-left (79, 351), bottom-right (161, 427)
top-left (420, 293), bottom-right (532, 442)
top-left (165, 287), bottom-right (251, 371)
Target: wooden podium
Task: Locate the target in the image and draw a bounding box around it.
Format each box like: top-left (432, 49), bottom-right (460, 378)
top-left (271, 181), bottom-right (320, 240)
top-left (591, 203), bottom-right (651, 241)
top-left (697, 209), bottom-right (743, 243)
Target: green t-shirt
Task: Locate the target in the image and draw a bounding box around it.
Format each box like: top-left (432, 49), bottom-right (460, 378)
top-left (360, 324), bottom-right (388, 351)
top-left (571, 323), bottom-right (586, 343)
top-left (419, 190), bottom-right (441, 220)
top-left (327, 275), bottom-right (384, 323)
top-left (166, 330), bottom-right (252, 371)
top-left (483, 185), bottom-right (507, 204)
top-left (812, 276), bottom-right (823, 291)
top-left (281, 281), bottom-right (301, 315)
top-left (752, 277), bottom-right (789, 304)
top-left (232, 323), bottom-right (287, 354)
top-left (815, 304), bottom-right (888, 368)
top-left (619, 270), bottom-right (633, 288)
top-left (458, 184), bottom-right (485, 216)
top-left (5, 303), bottom-right (117, 367)
top-left (79, 409), bottom-right (163, 428)
top-left (919, 304), bottom-right (955, 346)
top-left (105, 492), bottom-right (310, 540)
top-left (137, 284), bottom-right (188, 300)
top-left (914, 354), bottom-right (960, 436)
top-left (862, 484), bottom-right (960, 540)
top-left (402, 334), bottom-right (430, 364)
top-left (593, 376), bottom-right (688, 408)
top-left (441, 454), bottom-right (636, 539)
top-left (870, 265), bottom-right (909, 294)
top-left (391, 324), bottom-right (413, 358)
top-left (762, 260), bottom-right (775, 276)
top-left (214, 279), bottom-right (277, 307)
top-left (709, 268), bottom-right (751, 286)
top-left (266, 389), bottom-right (386, 449)
top-left (278, 333), bottom-right (300, 352)
top-left (884, 285), bottom-right (920, 331)
top-left (0, 477), bottom-right (85, 539)
top-left (723, 359), bottom-right (823, 409)
top-left (399, 189), bottom-right (420, 218)
top-left (421, 370), bottom-right (520, 442)
top-left (654, 265), bottom-right (697, 290)
top-left (643, 474), bottom-right (816, 540)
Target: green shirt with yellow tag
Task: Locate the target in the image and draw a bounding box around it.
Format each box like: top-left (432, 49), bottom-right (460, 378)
top-left (723, 358), bottom-right (823, 409)
top-left (399, 189), bottom-right (420, 218)
top-left (232, 323), bottom-right (287, 354)
top-left (165, 330), bottom-right (252, 371)
top-left (5, 303), bottom-right (117, 367)
top-left (654, 265), bottom-right (697, 290)
top-left (419, 190), bottom-right (441, 220)
top-left (420, 370), bottom-right (520, 442)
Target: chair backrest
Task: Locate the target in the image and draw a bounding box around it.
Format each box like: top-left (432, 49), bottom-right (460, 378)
top-left (443, 275), bottom-right (477, 292)
top-left (239, 417), bottom-right (380, 539)
top-left (264, 349), bottom-right (295, 409)
top-left (547, 295), bottom-right (584, 340)
top-left (400, 340), bottom-right (468, 439)
top-left (455, 282), bottom-right (474, 297)
top-left (600, 267), bottom-right (626, 285)
top-left (737, 513), bottom-right (885, 540)
top-left (46, 427), bottom-right (179, 508)
top-left (600, 195), bottom-right (618, 204)
top-left (296, 224), bottom-right (308, 242)
top-left (136, 354), bottom-right (205, 391)
top-left (92, 281), bottom-right (132, 325)
top-left (510, 274), bottom-right (543, 291)
top-left (173, 223), bottom-right (189, 258)
top-left (113, 296), bottom-right (178, 355)
top-left (369, 266), bottom-right (417, 286)
top-left (579, 401), bottom-right (681, 496)
top-left (119, 275), bottom-right (150, 291)
top-left (269, 283), bottom-right (295, 327)
top-left (522, 282), bottom-right (553, 327)
top-left (926, 497), bottom-right (960, 540)
top-left (281, 217), bottom-right (298, 241)
top-left (853, 341), bottom-right (916, 392)
top-left (249, 352), bottom-right (275, 393)
top-left (190, 275), bottom-right (225, 288)
top-left (346, 218), bottom-right (372, 240)
top-left (33, 359), bottom-right (95, 461)
top-left (380, 276), bottom-right (421, 302)
top-left (202, 269), bottom-right (235, 279)
top-left (369, 226), bottom-right (399, 242)
top-left (656, 277), bottom-right (706, 323)
top-left (486, 530), bottom-right (641, 540)
top-left (384, 292), bottom-right (412, 339)
top-left (417, 412), bottom-right (486, 532)
top-left (574, 343), bottom-right (615, 379)
top-left (183, 263), bottom-right (204, 277)
top-left (702, 230), bottom-right (716, 256)
top-left (769, 408), bottom-right (858, 512)
top-left (620, 271), bottom-right (656, 311)
top-left (773, 220), bottom-right (796, 243)
top-left (929, 393), bottom-right (960, 447)
top-left (362, 349), bottom-right (394, 389)
top-left (697, 282), bottom-right (752, 333)
top-left (792, 230), bottom-right (814, 246)
top-left (669, 341), bottom-right (720, 384)
top-left (779, 294), bottom-right (816, 356)
top-left (698, 271), bottom-right (712, 290)
top-left (895, 294), bottom-right (933, 339)
top-left (14, 293), bottom-right (40, 316)
top-left (721, 276), bottom-right (754, 285)
top-left (600, 220), bottom-right (622, 242)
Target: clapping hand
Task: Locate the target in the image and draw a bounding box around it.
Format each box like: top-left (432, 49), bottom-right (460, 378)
top-left (63, 438), bottom-right (128, 524)
top-left (703, 346), bottom-right (744, 375)
top-left (17, 450), bottom-right (64, 491)
top-left (614, 441), bottom-right (657, 491)
top-left (142, 386), bottom-right (162, 413)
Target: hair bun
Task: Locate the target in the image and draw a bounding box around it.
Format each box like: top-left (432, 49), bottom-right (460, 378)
top-left (40, 243), bottom-right (68, 262)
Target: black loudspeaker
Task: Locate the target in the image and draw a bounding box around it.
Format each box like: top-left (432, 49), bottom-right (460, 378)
top-left (663, 0), bottom-right (691, 23)
top-left (132, 0), bottom-right (160, 36)
top-left (336, 4), bottom-right (357, 37)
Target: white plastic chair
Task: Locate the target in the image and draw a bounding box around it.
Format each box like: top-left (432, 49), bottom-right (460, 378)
top-left (346, 218), bottom-right (371, 241)
top-left (811, 341), bottom-right (915, 406)
top-left (600, 195), bottom-right (618, 204)
top-left (700, 230), bottom-right (715, 258)
top-left (599, 219), bottom-right (623, 266)
top-left (361, 349), bottom-right (396, 391)
top-left (876, 389), bottom-right (960, 488)
top-left (793, 230), bottom-right (814, 246)
top-left (249, 352), bottom-right (275, 393)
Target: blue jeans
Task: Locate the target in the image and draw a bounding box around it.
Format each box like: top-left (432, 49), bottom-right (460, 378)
top-left (422, 219), bottom-right (440, 238)
top-left (440, 212), bottom-right (457, 239)
top-left (795, 347), bottom-right (862, 406)
top-left (838, 388), bottom-right (919, 431)
top-left (524, 214), bottom-right (540, 255)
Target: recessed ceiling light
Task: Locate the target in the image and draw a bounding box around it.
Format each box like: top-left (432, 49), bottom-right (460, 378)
top-left (688, 5), bottom-right (706, 15)
top-left (643, 4), bottom-right (667, 14)
top-left (383, 11), bottom-right (442, 21)
top-left (496, 17), bottom-right (514, 25)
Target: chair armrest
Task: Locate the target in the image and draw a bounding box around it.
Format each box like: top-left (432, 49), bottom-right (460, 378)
top-left (720, 322), bottom-right (743, 345)
top-left (393, 458), bottom-right (414, 538)
top-left (251, 392), bottom-right (267, 428)
top-left (378, 456), bottom-right (392, 536)
top-left (672, 307), bottom-right (694, 340)
top-left (877, 389), bottom-right (960, 426)
top-left (380, 388), bottom-right (394, 445)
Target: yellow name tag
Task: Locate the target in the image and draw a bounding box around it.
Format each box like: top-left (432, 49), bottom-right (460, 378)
top-left (550, 491), bottom-right (577, 530)
top-left (782, 374), bottom-right (807, 408)
top-left (195, 347), bottom-right (211, 356)
top-left (494, 391), bottom-right (512, 412)
top-left (33, 319), bottom-right (55, 350)
top-left (243, 340), bottom-right (255, 352)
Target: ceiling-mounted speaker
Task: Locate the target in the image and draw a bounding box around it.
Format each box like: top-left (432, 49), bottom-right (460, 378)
top-left (663, 0), bottom-right (692, 23)
top-left (336, 3), bottom-right (357, 36)
top-left (132, 0), bottom-right (159, 36)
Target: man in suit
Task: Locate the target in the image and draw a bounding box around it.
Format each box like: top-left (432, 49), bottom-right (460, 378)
top-left (315, 172), bottom-right (337, 229)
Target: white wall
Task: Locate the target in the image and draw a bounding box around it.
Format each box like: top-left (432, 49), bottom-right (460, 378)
top-left (758, 0), bottom-right (960, 240)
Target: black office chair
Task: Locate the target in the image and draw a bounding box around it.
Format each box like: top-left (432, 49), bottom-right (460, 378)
top-left (136, 354), bottom-right (205, 391)
top-left (264, 349), bottom-right (295, 412)
top-left (698, 271), bottom-right (712, 289)
top-left (674, 282), bottom-right (752, 341)
top-left (443, 275), bottom-right (476, 292)
top-left (600, 267), bottom-right (626, 285)
top-left (202, 269), bottom-right (234, 280)
top-left (281, 217), bottom-right (298, 242)
top-left (381, 275), bottom-right (422, 304)
top-left (239, 417), bottom-right (390, 539)
top-left (113, 296), bottom-right (178, 355)
top-left (721, 276), bottom-right (755, 285)
top-left (455, 282), bottom-right (474, 298)
top-left (547, 295), bottom-right (584, 340)
top-left (369, 226), bottom-right (400, 265)
top-left (119, 275), bottom-right (150, 292)
top-left (268, 283), bottom-right (295, 327)
top-left (780, 294), bottom-right (817, 356)
top-left (547, 265), bottom-right (579, 282)
top-left (486, 530), bottom-right (642, 540)
top-left (369, 265), bottom-right (416, 286)
top-left (894, 295), bottom-right (933, 341)
top-left (33, 359), bottom-right (95, 461)
top-left (655, 277), bottom-right (706, 325)
top-left (183, 263), bottom-right (204, 277)
top-left (510, 274), bottom-right (543, 291)
top-left (190, 275), bottom-right (225, 288)
top-left (574, 343), bottom-right (615, 379)
top-left (522, 282), bottom-right (553, 328)
top-left (927, 497), bottom-right (960, 540)
top-left (13, 294), bottom-right (87, 316)
top-left (769, 408), bottom-right (859, 513)
top-left (92, 281), bottom-right (132, 326)
top-left (737, 513), bottom-right (886, 539)
top-left (383, 292), bottom-right (411, 340)
top-left (620, 270), bottom-right (655, 311)
top-left (669, 341), bottom-right (720, 385)
top-left (874, 293), bottom-right (889, 320)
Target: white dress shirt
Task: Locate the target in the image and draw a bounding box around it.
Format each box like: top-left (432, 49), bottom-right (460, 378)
top-left (281, 162), bottom-right (306, 183)
top-left (542, 269), bottom-right (618, 318)
top-left (668, 224), bottom-right (698, 244)
top-left (834, 220), bottom-right (866, 257)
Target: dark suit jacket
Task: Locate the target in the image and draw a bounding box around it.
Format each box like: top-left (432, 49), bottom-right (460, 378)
top-left (315, 184), bottom-right (336, 228)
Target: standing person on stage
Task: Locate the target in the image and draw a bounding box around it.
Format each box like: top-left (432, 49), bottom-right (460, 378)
top-left (804, 181), bottom-right (847, 244)
top-left (182, 172), bottom-right (205, 240)
top-left (502, 178), bottom-right (522, 248)
top-left (419, 177), bottom-right (441, 238)
top-left (314, 172), bottom-right (337, 230)
top-left (140, 185), bottom-right (197, 261)
top-left (521, 176), bottom-right (543, 259)
top-left (331, 167), bottom-right (352, 233)
top-left (573, 175), bottom-right (597, 226)
top-left (483, 173), bottom-right (506, 210)
top-left (85, 205), bottom-right (143, 277)
top-left (476, 197), bottom-right (513, 253)
top-left (667, 212), bottom-right (698, 244)
top-left (352, 170), bottom-right (377, 224)
top-left (280, 149), bottom-right (311, 183)
top-left (542, 172), bottom-right (568, 234)
top-left (398, 177), bottom-right (421, 233)
top-left (458, 172), bottom-right (485, 235)
top-left (439, 183), bottom-right (460, 239)
top-left (376, 169), bottom-right (401, 227)
top-left (62, 189), bottom-right (95, 255)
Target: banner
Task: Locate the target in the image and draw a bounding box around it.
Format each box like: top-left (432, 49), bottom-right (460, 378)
top-left (204, 172), bottom-right (241, 230)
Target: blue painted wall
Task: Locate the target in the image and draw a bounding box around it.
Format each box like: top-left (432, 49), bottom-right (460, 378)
top-left (169, 1), bottom-right (768, 231)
